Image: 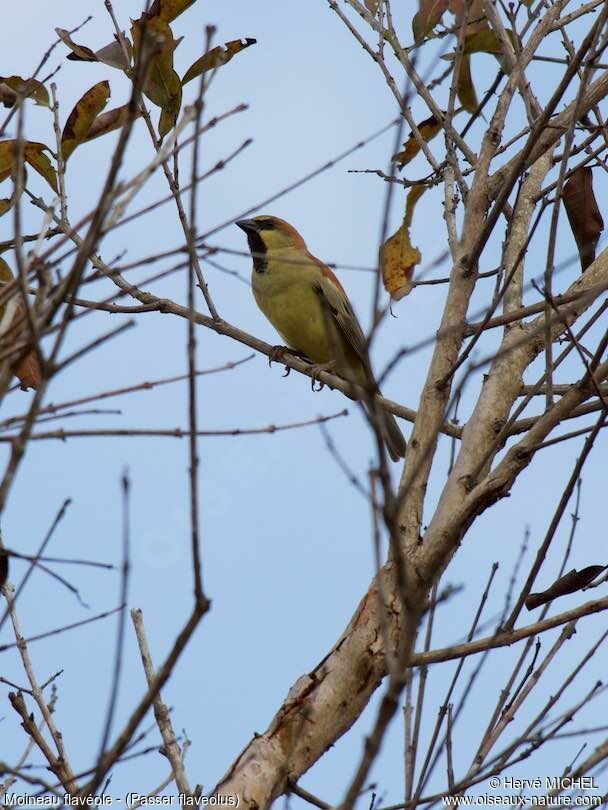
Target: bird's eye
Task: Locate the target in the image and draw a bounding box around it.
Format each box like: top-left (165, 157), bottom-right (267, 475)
top-left (256, 219), bottom-right (275, 230)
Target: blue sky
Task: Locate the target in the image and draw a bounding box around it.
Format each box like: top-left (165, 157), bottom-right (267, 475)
top-left (1, 1), bottom-right (608, 806)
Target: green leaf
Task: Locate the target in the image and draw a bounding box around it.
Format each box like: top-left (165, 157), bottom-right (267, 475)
top-left (61, 80), bottom-right (111, 161)
top-left (412, 0), bottom-right (449, 43)
top-left (132, 16), bottom-right (182, 136)
top-left (182, 38), bottom-right (256, 85)
top-left (456, 54), bottom-right (478, 113)
top-left (158, 78), bottom-right (182, 137)
top-left (463, 28), bottom-right (503, 55)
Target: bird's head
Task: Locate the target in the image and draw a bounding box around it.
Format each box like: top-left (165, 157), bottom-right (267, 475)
top-left (236, 216), bottom-right (307, 263)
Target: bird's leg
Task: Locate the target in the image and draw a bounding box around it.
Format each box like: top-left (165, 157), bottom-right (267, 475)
top-left (307, 360), bottom-right (337, 391)
top-left (268, 345), bottom-right (308, 377)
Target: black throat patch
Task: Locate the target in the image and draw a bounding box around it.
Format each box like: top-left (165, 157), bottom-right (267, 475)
top-left (247, 231), bottom-right (268, 273)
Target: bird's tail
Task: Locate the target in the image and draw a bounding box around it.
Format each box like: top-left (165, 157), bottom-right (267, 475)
top-left (364, 398), bottom-right (406, 462)
top-left (378, 406), bottom-right (407, 462)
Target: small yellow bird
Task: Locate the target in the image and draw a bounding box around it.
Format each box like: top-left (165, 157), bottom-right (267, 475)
top-left (236, 215), bottom-right (406, 461)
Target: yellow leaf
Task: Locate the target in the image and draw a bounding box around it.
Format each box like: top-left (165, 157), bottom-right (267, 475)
top-left (182, 38), bottom-right (257, 85)
top-left (24, 143), bottom-right (59, 192)
top-left (380, 185), bottom-right (426, 300)
top-left (0, 259), bottom-right (41, 390)
top-left (0, 140), bottom-right (58, 192)
top-left (392, 113), bottom-right (443, 167)
top-left (148, 0), bottom-right (198, 22)
top-left (456, 54), bottom-right (478, 113)
top-left (0, 140), bottom-right (13, 182)
top-left (61, 81), bottom-right (111, 161)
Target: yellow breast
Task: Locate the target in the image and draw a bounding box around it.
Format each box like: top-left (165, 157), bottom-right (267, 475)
top-left (252, 254), bottom-right (332, 364)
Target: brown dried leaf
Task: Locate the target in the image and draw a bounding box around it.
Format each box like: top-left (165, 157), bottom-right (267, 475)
top-left (0, 76), bottom-right (51, 109)
top-left (526, 565), bottom-right (607, 610)
top-left (563, 166), bottom-right (604, 272)
top-left (0, 83), bottom-right (17, 108)
top-left (450, 0), bottom-right (487, 35)
top-left (0, 257), bottom-right (12, 283)
top-left (56, 28), bottom-right (99, 62)
top-left (392, 113), bottom-right (443, 167)
top-left (84, 105), bottom-right (140, 143)
top-left (412, 0), bottom-right (449, 43)
top-left (457, 54), bottom-right (478, 113)
top-left (182, 38), bottom-right (257, 85)
top-left (0, 76), bottom-right (50, 107)
top-left (57, 26), bottom-right (132, 70)
top-left (14, 335), bottom-right (42, 389)
top-left (61, 81), bottom-right (111, 161)
top-left (0, 198), bottom-right (12, 217)
top-left (380, 185), bottom-right (426, 300)
top-left (447, 0), bottom-right (464, 14)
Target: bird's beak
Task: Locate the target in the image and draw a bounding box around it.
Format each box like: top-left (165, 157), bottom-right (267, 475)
top-left (235, 219), bottom-right (258, 233)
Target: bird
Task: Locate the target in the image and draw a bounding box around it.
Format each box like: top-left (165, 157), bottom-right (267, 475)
top-left (236, 215), bottom-right (406, 461)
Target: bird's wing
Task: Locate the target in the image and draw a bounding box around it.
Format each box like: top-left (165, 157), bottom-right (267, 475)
top-left (309, 254), bottom-right (371, 371)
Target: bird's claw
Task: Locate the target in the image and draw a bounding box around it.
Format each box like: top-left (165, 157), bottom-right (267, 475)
top-left (308, 361), bottom-right (336, 392)
top-left (268, 345), bottom-right (292, 375)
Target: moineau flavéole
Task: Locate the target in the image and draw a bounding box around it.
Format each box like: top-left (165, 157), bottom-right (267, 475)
top-left (124, 796), bottom-right (238, 806)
